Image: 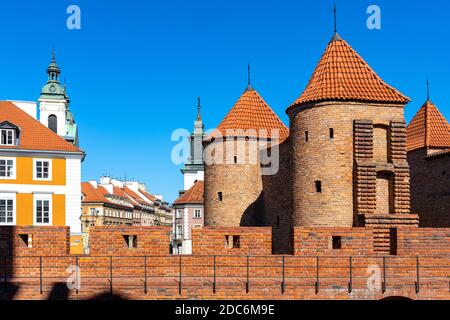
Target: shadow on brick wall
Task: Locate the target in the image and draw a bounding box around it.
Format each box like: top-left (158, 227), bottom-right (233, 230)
top-left (0, 227), bottom-right (16, 300)
top-left (240, 193), bottom-right (265, 226)
top-left (47, 282), bottom-right (70, 300)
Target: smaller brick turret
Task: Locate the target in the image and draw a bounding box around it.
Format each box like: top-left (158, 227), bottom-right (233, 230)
top-left (204, 78), bottom-right (288, 228)
top-left (407, 99), bottom-right (450, 227)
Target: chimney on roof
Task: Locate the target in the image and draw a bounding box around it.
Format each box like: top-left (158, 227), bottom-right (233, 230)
top-left (110, 178), bottom-right (124, 188)
top-left (89, 180), bottom-right (98, 189)
top-left (99, 176), bottom-right (111, 184)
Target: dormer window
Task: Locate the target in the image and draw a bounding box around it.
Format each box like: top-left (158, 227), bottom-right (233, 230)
top-left (0, 129), bottom-right (14, 145)
top-left (0, 121), bottom-right (20, 146)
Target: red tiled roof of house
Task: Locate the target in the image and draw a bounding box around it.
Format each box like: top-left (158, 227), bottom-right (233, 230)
top-left (407, 100), bottom-right (450, 152)
top-left (81, 182), bottom-right (109, 203)
top-left (123, 187), bottom-right (150, 206)
top-left (138, 189), bottom-right (158, 202)
top-left (174, 180), bottom-right (204, 205)
top-left (208, 88), bottom-right (289, 142)
top-left (82, 182), bottom-right (135, 210)
top-left (288, 35), bottom-right (409, 109)
top-left (111, 186), bottom-right (129, 200)
top-left (0, 101), bottom-right (82, 153)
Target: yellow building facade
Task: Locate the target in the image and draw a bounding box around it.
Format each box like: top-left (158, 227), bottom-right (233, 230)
top-left (0, 101), bottom-right (85, 253)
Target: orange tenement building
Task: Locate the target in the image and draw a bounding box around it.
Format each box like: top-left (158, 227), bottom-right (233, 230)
top-left (0, 101), bottom-right (85, 253)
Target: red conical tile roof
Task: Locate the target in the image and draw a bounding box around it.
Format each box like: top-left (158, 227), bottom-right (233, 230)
top-left (288, 35), bottom-right (409, 110)
top-left (209, 87), bottom-right (289, 141)
top-left (406, 100), bottom-right (450, 152)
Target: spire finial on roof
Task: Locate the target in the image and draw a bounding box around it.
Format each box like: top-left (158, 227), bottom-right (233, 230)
top-left (334, 1), bottom-right (337, 34)
top-left (196, 96), bottom-right (201, 120)
top-left (426, 79), bottom-right (430, 101)
top-left (330, 1), bottom-right (342, 41)
top-left (246, 62), bottom-right (253, 91)
top-left (52, 43), bottom-right (56, 62)
top-left (46, 44), bottom-right (61, 83)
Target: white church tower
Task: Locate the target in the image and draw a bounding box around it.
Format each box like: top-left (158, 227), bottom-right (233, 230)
top-left (180, 97), bottom-right (206, 190)
top-left (39, 48), bottom-right (78, 146)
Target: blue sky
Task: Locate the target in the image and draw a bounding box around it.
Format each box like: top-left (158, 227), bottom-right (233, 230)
top-left (0, 0), bottom-right (449, 202)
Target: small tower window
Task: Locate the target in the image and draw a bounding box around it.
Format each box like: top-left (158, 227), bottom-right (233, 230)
top-left (225, 235), bottom-right (240, 249)
top-left (332, 236), bottom-right (342, 249)
top-left (315, 181), bottom-right (322, 193)
top-left (123, 235), bottom-right (137, 248)
top-left (234, 156), bottom-right (237, 164)
top-left (218, 192), bottom-right (223, 202)
top-left (19, 234), bottom-right (32, 248)
top-left (329, 128), bottom-right (334, 139)
top-left (305, 131), bottom-right (309, 142)
top-left (48, 115), bottom-right (57, 134)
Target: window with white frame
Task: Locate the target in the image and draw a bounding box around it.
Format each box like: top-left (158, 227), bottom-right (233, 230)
top-left (194, 209), bottom-right (201, 219)
top-left (176, 210), bottom-right (182, 219)
top-left (34, 159), bottom-right (52, 180)
top-left (0, 195), bottom-right (15, 225)
top-left (0, 158), bottom-right (15, 179)
top-left (34, 195), bottom-right (52, 225)
top-left (0, 129), bottom-right (15, 146)
top-left (176, 225), bottom-right (183, 239)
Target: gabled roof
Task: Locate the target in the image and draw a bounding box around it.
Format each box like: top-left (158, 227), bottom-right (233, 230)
top-left (138, 188), bottom-right (158, 202)
top-left (81, 182), bottom-right (135, 209)
top-left (208, 88), bottom-right (289, 141)
top-left (174, 180), bottom-right (204, 205)
top-left (81, 182), bottom-right (109, 203)
top-left (123, 187), bottom-right (151, 207)
top-left (0, 101), bottom-right (82, 153)
top-left (288, 35), bottom-right (409, 109)
top-left (406, 100), bottom-right (450, 152)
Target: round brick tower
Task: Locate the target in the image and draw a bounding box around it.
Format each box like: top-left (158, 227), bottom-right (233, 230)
top-left (287, 32), bottom-right (410, 227)
top-left (204, 80), bottom-right (289, 227)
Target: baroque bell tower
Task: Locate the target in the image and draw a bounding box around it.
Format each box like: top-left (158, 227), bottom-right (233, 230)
top-left (39, 48), bottom-right (79, 146)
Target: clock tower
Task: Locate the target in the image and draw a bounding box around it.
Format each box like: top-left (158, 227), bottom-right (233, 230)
top-left (39, 48), bottom-right (79, 146)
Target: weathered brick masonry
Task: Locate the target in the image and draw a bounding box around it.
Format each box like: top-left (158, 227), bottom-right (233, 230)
top-left (191, 227), bottom-right (272, 255)
top-left (88, 226), bottom-right (171, 256)
top-left (408, 149), bottom-right (450, 227)
top-left (293, 227), bottom-right (374, 256)
top-left (0, 226), bottom-right (70, 256)
top-left (262, 139), bottom-right (293, 254)
top-left (1, 226), bottom-right (449, 300)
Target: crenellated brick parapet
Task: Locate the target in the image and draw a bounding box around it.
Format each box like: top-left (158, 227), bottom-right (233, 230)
top-left (0, 226), bottom-right (70, 256)
top-left (89, 226), bottom-right (171, 256)
top-left (0, 226), bottom-right (449, 300)
top-left (293, 227), bottom-right (374, 256)
top-left (191, 227), bottom-right (272, 255)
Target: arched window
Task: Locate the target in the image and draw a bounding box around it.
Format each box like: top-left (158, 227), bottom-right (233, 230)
top-left (48, 115), bottom-right (57, 134)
